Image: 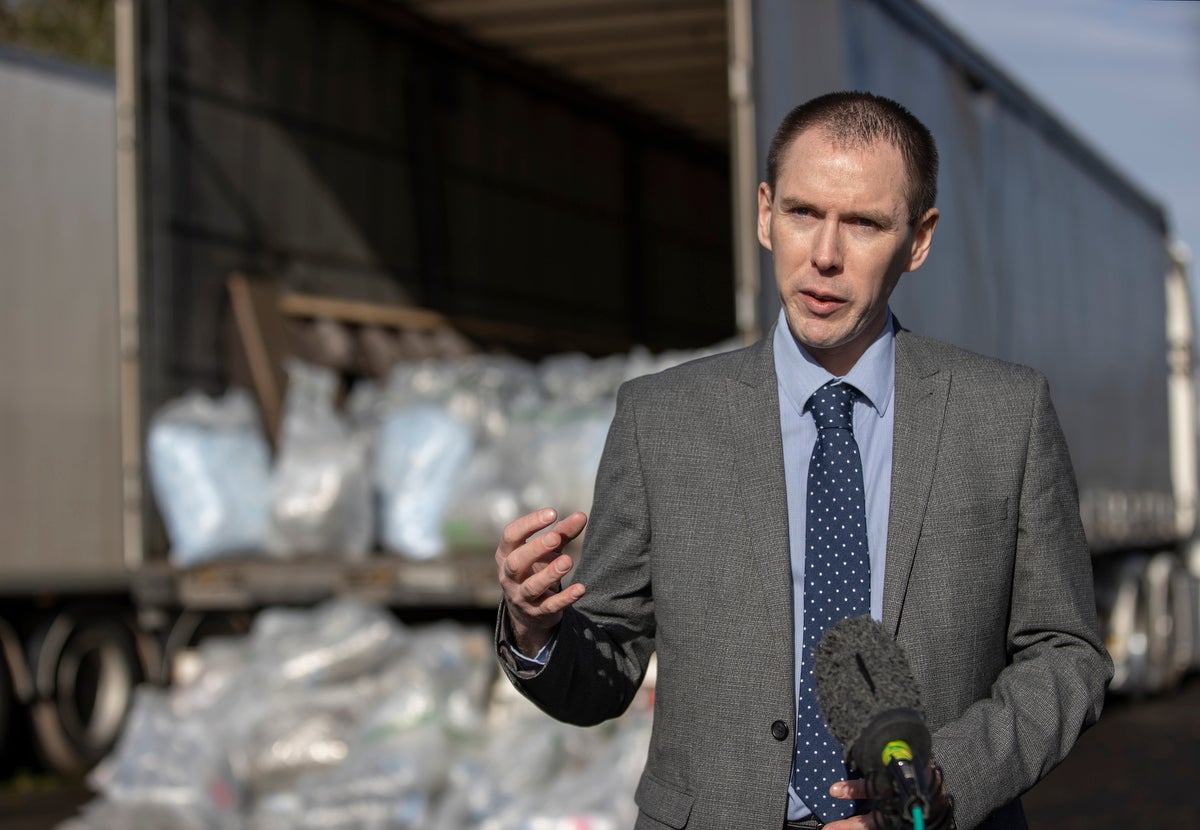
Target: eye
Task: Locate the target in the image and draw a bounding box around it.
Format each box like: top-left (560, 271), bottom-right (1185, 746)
top-left (852, 216), bottom-right (878, 229)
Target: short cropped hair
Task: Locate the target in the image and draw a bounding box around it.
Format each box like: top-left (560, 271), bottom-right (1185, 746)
top-left (765, 91), bottom-right (939, 225)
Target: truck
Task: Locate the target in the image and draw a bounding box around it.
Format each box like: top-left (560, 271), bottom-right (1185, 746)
top-left (1, 0), bottom-right (1195, 777)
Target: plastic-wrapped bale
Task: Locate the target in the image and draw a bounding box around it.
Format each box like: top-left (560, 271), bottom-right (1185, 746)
top-left (245, 600), bottom-right (411, 690)
top-left (83, 686), bottom-right (240, 827)
top-left (64, 600), bottom-right (651, 830)
top-left (247, 687), bottom-right (450, 829)
top-left (381, 355), bottom-right (540, 442)
top-left (440, 444), bottom-right (523, 556)
top-left (482, 715), bottom-right (649, 830)
top-left (221, 604), bottom-right (416, 795)
top-left (536, 351), bottom-right (632, 405)
top-left (268, 361), bottom-right (374, 557)
top-left (237, 616), bottom-right (495, 828)
top-left (514, 400), bottom-right (615, 520)
top-left (56, 800), bottom-right (215, 830)
top-left (146, 388), bottom-right (272, 566)
top-left (374, 404), bottom-right (475, 559)
top-left (430, 688), bottom-right (651, 830)
top-left (226, 684), bottom-right (370, 797)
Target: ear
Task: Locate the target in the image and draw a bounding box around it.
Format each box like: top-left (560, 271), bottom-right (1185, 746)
top-left (905, 207), bottom-right (939, 272)
top-left (757, 182), bottom-right (774, 251)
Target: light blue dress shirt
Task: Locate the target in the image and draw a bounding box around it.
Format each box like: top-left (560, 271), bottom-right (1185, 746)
top-left (775, 307), bottom-right (895, 819)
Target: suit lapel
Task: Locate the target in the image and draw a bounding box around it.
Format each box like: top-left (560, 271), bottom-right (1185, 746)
top-left (727, 333), bottom-right (796, 660)
top-left (884, 330), bottom-right (950, 634)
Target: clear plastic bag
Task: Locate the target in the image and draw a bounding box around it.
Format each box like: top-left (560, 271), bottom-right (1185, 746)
top-left (276, 720), bottom-right (447, 830)
top-left (268, 361), bottom-right (374, 557)
top-left (431, 695), bottom-right (650, 830)
top-left (226, 684), bottom-right (364, 795)
top-left (537, 351), bottom-right (628, 405)
top-left (246, 600), bottom-right (410, 691)
top-left (74, 598), bottom-right (651, 830)
top-left (382, 356), bottom-right (539, 440)
top-left (512, 400), bottom-right (615, 519)
top-left (57, 800), bottom-right (221, 830)
top-left (216, 602), bottom-right (413, 796)
top-left (88, 686), bottom-right (239, 822)
top-left (146, 388), bottom-right (272, 566)
top-left (440, 445), bottom-right (523, 557)
top-left (374, 404), bottom-right (475, 559)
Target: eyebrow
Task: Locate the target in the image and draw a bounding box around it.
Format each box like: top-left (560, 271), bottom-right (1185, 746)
top-left (774, 196), bottom-right (809, 211)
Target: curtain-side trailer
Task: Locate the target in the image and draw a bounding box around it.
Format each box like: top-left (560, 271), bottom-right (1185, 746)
top-left (0, 45), bottom-right (133, 776)
top-left (1, 0), bottom-right (1194, 777)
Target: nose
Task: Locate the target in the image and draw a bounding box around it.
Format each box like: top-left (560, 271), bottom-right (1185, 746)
top-left (811, 217), bottom-right (842, 272)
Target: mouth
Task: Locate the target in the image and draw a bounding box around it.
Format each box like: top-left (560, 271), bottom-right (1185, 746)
top-left (801, 289), bottom-right (846, 314)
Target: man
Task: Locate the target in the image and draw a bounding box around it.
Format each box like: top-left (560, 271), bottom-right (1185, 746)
top-left (494, 92), bottom-right (1111, 830)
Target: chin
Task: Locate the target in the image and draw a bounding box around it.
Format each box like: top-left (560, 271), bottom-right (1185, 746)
top-left (792, 325), bottom-right (849, 352)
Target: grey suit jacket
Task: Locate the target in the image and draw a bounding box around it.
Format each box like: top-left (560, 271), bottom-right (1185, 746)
top-left (499, 327), bottom-right (1112, 830)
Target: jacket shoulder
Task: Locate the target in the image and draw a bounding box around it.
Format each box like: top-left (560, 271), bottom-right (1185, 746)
top-left (897, 329), bottom-right (1047, 392)
top-left (620, 337), bottom-right (768, 400)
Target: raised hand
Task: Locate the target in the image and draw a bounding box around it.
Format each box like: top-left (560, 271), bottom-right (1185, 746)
top-left (496, 508), bottom-right (588, 656)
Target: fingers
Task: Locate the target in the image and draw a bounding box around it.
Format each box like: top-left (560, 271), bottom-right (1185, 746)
top-left (831, 780), bottom-right (871, 801)
top-left (496, 509), bottom-right (589, 622)
top-left (529, 575), bottom-right (587, 615)
top-left (497, 509), bottom-right (587, 582)
top-left (821, 816), bottom-right (875, 830)
top-left (498, 508), bottom-right (587, 556)
top-left (515, 552), bottom-right (573, 602)
top-left (821, 780), bottom-right (876, 830)
top-left (499, 508), bottom-right (558, 555)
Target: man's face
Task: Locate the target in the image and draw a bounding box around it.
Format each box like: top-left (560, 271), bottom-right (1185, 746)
top-left (757, 128), bottom-right (938, 376)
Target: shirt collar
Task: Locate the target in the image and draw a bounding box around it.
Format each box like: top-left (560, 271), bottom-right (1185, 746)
top-left (773, 307), bottom-right (896, 418)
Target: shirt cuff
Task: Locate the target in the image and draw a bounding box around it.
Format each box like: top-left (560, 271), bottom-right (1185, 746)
top-left (510, 635), bottom-right (556, 669)
top-left (498, 603), bottom-right (558, 672)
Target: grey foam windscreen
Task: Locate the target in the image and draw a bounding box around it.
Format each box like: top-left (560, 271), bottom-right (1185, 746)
top-left (812, 615), bottom-right (925, 749)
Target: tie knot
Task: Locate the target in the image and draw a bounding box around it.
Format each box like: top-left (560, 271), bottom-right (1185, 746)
top-left (809, 382), bottom-right (857, 430)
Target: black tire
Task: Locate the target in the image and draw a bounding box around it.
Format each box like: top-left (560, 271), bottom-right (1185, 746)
top-left (1099, 555), bottom-right (1152, 697)
top-left (160, 610), bottom-right (254, 685)
top-left (0, 646), bottom-right (13, 768)
top-left (27, 610), bottom-right (143, 774)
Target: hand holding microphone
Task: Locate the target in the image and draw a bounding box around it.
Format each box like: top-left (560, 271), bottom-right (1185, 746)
top-left (814, 616), bottom-right (956, 830)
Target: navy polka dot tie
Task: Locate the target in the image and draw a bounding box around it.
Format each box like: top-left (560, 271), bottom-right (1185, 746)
top-left (791, 381), bottom-right (871, 821)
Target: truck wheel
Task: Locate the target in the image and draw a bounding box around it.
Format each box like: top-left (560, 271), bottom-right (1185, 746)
top-left (1169, 565), bottom-right (1198, 684)
top-left (160, 611), bottom-right (253, 685)
top-left (1144, 553), bottom-right (1188, 693)
top-left (0, 618), bottom-right (35, 774)
top-left (0, 647), bottom-right (12, 767)
top-left (27, 610), bottom-right (142, 774)
top-left (1099, 555), bottom-right (1151, 697)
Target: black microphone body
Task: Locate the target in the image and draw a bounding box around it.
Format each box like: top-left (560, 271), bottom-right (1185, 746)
top-left (813, 616), bottom-right (954, 829)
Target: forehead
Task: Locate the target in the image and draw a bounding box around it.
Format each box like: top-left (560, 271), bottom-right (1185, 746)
top-left (774, 127), bottom-right (910, 209)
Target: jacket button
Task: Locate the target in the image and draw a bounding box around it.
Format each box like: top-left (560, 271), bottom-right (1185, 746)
top-left (771, 720), bottom-right (790, 741)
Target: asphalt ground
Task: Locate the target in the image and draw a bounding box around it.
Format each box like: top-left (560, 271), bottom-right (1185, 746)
top-left (2, 675), bottom-right (1199, 829)
top-left (1021, 672), bottom-right (1200, 827)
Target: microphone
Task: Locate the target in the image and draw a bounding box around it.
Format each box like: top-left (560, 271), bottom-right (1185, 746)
top-left (813, 616), bottom-right (953, 830)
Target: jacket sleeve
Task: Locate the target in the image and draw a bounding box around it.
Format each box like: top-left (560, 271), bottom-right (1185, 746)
top-left (930, 375), bottom-right (1113, 829)
top-left (496, 381), bottom-right (658, 726)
